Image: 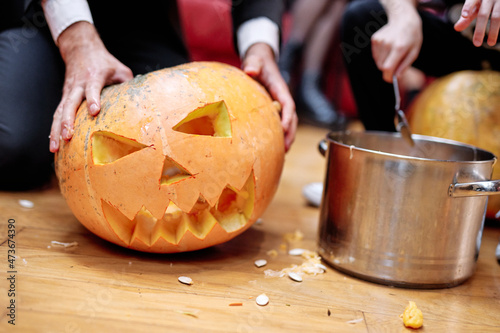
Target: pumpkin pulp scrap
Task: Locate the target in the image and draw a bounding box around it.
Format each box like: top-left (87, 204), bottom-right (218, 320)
top-left (401, 301), bottom-right (423, 329)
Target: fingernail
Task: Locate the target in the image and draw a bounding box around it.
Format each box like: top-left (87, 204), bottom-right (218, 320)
top-left (62, 128), bottom-right (68, 139)
top-left (50, 140), bottom-right (57, 151)
top-left (89, 103), bottom-right (99, 114)
top-left (244, 65), bottom-right (258, 74)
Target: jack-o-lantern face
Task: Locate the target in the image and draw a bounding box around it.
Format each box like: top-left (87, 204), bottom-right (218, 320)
top-left (55, 62), bottom-right (285, 253)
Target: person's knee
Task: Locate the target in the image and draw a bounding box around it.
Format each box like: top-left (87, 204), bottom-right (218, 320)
top-left (341, 0), bottom-right (386, 64)
top-left (0, 25), bottom-right (61, 190)
top-left (342, 0), bottom-right (386, 41)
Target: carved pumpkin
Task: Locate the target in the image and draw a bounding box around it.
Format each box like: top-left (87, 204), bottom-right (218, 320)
top-left (55, 62), bottom-right (285, 252)
top-left (408, 70), bottom-right (500, 219)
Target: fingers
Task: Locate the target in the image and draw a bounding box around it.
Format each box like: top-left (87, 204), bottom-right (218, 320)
top-left (455, 0), bottom-right (500, 47)
top-left (283, 104), bottom-right (298, 152)
top-left (372, 38), bottom-right (422, 82)
top-left (473, 0), bottom-right (492, 47)
top-left (50, 61), bottom-right (133, 152)
top-left (49, 82), bottom-right (85, 152)
top-left (371, 29), bottom-right (401, 83)
top-left (394, 47), bottom-right (420, 79)
top-left (242, 52), bottom-right (297, 152)
top-left (379, 50), bottom-right (400, 83)
top-left (242, 55), bottom-right (262, 78)
top-left (373, 44), bottom-right (406, 83)
top-left (487, 1), bottom-right (500, 45)
top-left (454, 0), bottom-right (481, 32)
top-left (274, 88), bottom-right (297, 152)
top-left (85, 79), bottom-right (102, 116)
top-left (61, 85), bottom-right (84, 139)
top-left (371, 38), bottom-right (391, 77)
top-left (49, 104), bottom-right (63, 153)
top-left (86, 64), bottom-right (133, 116)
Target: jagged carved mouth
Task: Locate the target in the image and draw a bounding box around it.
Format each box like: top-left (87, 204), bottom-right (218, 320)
top-left (101, 174), bottom-right (255, 247)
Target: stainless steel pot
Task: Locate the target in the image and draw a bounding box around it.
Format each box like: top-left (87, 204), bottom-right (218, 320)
top-left (317, 131), bottom-right (500, 288)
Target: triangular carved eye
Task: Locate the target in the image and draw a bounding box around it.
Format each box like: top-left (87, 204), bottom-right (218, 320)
top-left (173, 101), bottom-right (232, 137)
top-left (92, 131), bottom-right (148, 165)
top-left (161, 156), bottom-right (192, 185)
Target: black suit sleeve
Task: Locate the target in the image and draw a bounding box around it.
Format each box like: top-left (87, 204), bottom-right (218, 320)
top-left (231, 0), bottom-right (284, 30)
top-left (231, 0), bottom-right (284, 55)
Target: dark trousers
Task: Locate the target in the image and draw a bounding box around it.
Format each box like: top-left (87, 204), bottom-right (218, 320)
top-left (341, 0), bottom-right (500, 132)
top-left (0, 3), bottom-right (189, 190)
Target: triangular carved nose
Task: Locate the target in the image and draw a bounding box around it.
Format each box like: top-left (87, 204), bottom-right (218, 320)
top-left (161, 156), bottom-right (192, 185)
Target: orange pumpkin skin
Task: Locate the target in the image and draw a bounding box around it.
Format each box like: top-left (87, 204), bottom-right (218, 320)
top-left (55, 62), bottom-right (285, 252)
top-left (408, 70), bottom-right (500, 219)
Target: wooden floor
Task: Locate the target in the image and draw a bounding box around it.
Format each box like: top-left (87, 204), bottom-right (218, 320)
top-left (1, 124), bottom-right (500, 332)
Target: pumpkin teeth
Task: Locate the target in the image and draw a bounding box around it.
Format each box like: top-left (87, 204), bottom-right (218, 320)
top-left (102, 172), bottom-right (256, 248)
top-left (152, 202), bottom-right (188, 245)
top-left (101, 201), bottom-right (136, 245)
top-left (187, 210), bottom-right (218, 238)
top-left (130, 207), bottom-right (157, 246)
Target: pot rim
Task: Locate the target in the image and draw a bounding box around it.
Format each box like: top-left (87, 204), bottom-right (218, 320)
top-left (326, 130), bottom-right (496, 164)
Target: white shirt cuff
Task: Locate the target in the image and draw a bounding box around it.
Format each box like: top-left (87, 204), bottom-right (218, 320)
top-left (237, 17), bottom-right (280, 60)
top-left (42, 0), bottom-right (94, 44)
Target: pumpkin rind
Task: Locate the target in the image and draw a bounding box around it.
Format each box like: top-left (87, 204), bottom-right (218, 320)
top-left (55, 62), bottom-right (285, 252)
top-left (408, 70), bottom-right (500, 219)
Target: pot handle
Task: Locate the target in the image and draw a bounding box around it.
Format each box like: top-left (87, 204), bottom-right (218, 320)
top-left (449, 180), bottom-right (500, 197)
top-left (318, 139), bottom-right (328, 157)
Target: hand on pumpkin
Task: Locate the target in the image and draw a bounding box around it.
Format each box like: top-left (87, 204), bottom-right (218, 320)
top-left (241, 42), bottom-right (298, 152)
top-left (49, 21), bottom-right (133, 153)
top-left (454, 0), bottom-right (500, 47)
top-left (372, 1), bottom-right (423, 83)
